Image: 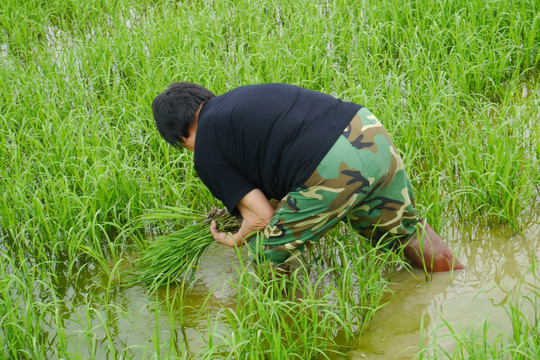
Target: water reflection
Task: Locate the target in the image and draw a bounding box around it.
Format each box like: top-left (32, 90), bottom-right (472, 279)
top-left (349, 216), bottom-right (540, 359)
top-left (49, 243), bottom-right (242, 358)
top-left (26, 215), bottom-right (540, 359)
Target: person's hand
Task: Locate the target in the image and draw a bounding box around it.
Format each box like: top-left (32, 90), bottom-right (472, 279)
top-left (210, 220), bottom-right (235, 247)
top-left (210, 189), bottom-right (275, 248)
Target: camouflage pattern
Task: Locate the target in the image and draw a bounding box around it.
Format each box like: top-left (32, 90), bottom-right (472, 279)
top-left (248, 107), bottom-right (419, 265)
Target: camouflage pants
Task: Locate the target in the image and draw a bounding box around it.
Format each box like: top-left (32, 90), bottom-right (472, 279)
top-left (248, 108), bottom-right (419, 265)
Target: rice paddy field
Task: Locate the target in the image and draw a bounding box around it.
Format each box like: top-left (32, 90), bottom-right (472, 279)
top-left (1, 0), bottom-right (539, 359)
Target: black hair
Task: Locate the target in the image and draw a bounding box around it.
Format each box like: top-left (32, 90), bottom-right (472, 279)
top-left (151, 82), bottom-right (215, 148)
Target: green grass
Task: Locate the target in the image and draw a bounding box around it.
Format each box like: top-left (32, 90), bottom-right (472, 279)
top-left (418, 257), bottom-right (540, 360)
top-left (196, 228), bottom-right (402, 359)
top-left (0, 0), bottom-right (539, 358)
top-left (127, 207), bottom-right (240, 291)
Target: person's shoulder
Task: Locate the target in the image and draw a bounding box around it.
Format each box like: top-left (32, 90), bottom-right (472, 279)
top-left (210, 83), bottom-right (304, 107)
top-left (227, 83), bottom-right (303, 93)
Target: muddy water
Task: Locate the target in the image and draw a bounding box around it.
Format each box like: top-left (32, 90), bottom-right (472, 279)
top-left (349, 216), bottom-right (540, 359)
top-left (56, 216), bottom-right (539, 358)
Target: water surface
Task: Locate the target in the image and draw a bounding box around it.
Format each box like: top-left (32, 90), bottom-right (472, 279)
top-left (54, 215), bottom-right (539, 358)
top-left (350, 216), bottom-right (540, 359)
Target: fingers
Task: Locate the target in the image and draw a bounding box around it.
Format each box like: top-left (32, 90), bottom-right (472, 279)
top-left (210, 220), bottom-right (223, 242)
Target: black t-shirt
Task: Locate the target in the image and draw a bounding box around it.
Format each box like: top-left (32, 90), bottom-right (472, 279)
top-left (194, 83), bottom-right (362, 215)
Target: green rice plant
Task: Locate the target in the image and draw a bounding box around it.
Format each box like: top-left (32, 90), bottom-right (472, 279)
top-left (417, 255), bottom-right (540, 359)
top-left (0, 248), bottom-right (72, 359)
top-left (331, 235), bottom-right (402, 337)
top-left (197, 226), bottom-right (404, 359)
top-left (128, 207), bottom-right (239, 291)
top-left (198, 266), bottom-right (348, 359)
top-left (0, 0), bottom-right (539, 358)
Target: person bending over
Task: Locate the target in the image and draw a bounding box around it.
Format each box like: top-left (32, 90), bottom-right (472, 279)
top-left (151, 82), bottom-right (464, 273)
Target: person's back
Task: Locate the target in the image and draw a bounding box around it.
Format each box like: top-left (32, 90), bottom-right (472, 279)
top-left (194, 83), bottom-right (361, 214)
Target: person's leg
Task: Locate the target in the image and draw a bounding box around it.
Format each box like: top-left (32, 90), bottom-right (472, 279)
top-left (248, 153), bottom-right (365, 265)
top-left (344, 108), bottom-right (463, 272)
top-left (399, 220), bottom-right (464, 272)
top-left (248, 119), bottom-right (379, 265)
top-left (344, 107), bottom-right (418, 241)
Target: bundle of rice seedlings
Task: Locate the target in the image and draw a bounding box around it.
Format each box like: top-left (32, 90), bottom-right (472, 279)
top-left (129, 207), bottom-right (240, 291)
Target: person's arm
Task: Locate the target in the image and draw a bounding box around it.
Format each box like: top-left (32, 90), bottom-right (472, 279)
top-left (210, 188), bottom-right (275, 247)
